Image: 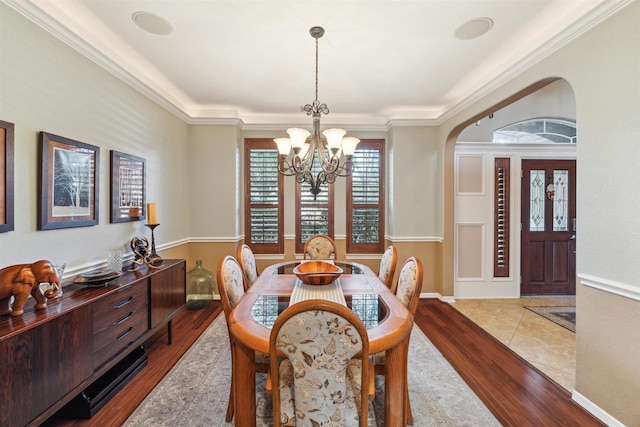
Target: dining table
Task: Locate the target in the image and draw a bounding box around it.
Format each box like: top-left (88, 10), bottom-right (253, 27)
top-left (227, 260), bottom-right (414, 427)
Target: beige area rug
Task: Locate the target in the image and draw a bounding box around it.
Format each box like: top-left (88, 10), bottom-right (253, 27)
top-left (124, 314), bottom-right (500, 426)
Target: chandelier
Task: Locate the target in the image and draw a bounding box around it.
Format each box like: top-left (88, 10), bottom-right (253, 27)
top-left (274, 26), bottom-right (360, 198)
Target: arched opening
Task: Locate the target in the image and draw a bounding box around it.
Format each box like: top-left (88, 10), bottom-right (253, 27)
top-left (451, 78), bottom-right (577, 299)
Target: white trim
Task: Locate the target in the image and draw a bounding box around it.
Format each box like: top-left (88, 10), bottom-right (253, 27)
top-left (571, 390), bottom-right (625, 427)
top-left (255, 254), bottom-right (286, 261)
top-left (387, 236), bottom-right (443, 243)
top-left (188, 236), bottom-right (243, 243)
top-left (578, 273), bottom-right (640, 302)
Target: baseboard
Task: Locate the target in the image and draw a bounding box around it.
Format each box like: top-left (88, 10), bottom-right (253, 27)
top-left (572, 390), bottom-right (625, 427)
top-left (420, 292), bottom-right (455, 303)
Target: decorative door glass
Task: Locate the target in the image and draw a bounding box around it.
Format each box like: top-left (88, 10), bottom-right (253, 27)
top-left (552, 170), bottom-right (569, 231)
top-left (529, 170), bottom-right (545, 231)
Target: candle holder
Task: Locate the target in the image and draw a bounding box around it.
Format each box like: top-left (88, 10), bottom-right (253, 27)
top-left (145, 223), bottom-right (163, 266)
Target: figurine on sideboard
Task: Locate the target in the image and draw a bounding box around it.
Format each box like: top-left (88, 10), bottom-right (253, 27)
top-left (0, 260), bottom-right (61, 316)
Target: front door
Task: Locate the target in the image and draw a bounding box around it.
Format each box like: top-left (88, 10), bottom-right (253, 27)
top-left (521, 159), bottom-right (576, 295)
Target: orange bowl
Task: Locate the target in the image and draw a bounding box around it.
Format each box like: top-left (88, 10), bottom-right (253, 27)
top-left (293, 261), bottom-right (343, 285)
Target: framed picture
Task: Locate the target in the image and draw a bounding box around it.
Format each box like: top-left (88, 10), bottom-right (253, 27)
top-left (110, 150), bottom-right (146, 223)
top-left (0, 120), bottom-right (15, 233)
top-left (38, 132), bottom-right (99, 230)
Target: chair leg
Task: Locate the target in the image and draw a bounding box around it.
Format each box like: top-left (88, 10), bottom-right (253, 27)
top-left (226, 343), bottom-right (236, 422)
top-left (225, 380), bottom-right (234, 422)
top-left (405, 384), bottom-right (413, 425)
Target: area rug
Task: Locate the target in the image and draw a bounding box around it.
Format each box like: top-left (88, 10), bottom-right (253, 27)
top-left (525, 306), bottom-right (576, 333)
top-left (124, 314), bottom-right (500, 427)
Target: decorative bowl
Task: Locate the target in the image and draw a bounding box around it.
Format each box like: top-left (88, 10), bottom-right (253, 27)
top-left (293, 261), bottom-right (343, 286)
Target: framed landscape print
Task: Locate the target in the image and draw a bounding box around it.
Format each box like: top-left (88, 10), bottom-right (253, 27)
top-left (38, 132), bottom-right (99, 230)
top-left (110, 150), bottom-right (146, 223)
top-left (0, 120), bottom-right (15, 233)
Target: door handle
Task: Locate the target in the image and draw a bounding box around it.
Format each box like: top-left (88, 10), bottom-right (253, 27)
top-left (569, 235), bottom-right (576, 240)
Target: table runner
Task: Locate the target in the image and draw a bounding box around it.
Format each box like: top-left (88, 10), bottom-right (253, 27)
top-left (288, 279), bottom-right (347, 306)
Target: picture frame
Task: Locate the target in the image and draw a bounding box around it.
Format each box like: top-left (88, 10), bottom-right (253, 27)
top-left (110, 150), bottom-right (146, 223)
top-left (0, 120), bottom-right (15, 233)
top-left (38, 132), bottom-right (99, 230)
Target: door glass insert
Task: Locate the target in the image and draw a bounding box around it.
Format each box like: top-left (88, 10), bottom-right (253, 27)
top-left (529, 170), bottom-right (545, 231)
top-left (553, 170), bottom-right (569, 231)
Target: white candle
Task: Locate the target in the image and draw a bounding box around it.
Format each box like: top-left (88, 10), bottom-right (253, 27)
top-left (147, 203), bottom-right (157, 224)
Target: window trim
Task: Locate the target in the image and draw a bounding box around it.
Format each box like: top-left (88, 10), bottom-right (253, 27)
top-left (346, 139), bottom-right (385, 254)
top-left (244, 138), bottom-right (284, 254)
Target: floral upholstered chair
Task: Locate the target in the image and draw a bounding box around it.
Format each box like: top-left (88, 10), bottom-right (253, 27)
top-left (377, 245), bottom-right (397, 289)
top-left (217, 256), bottom-right (269, 422)
top-left (238, 244), bottom-right (259, 287)
top-left (303, 234), bottom-right (338, 260)
top-left (374, 256), bottom-right (423, 425)
top-left (269, 300), bottom-right (372, 427)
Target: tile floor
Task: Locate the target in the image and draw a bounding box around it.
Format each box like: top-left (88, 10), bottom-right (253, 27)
top-left (449, 297), bottom-right (576, 391)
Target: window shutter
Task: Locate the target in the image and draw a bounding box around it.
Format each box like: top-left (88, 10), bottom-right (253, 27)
top-left (347, 140), bottom-right (384, 253)
top-left (295, 154), bottom-right (334, 253)
top-left (245, 140), bottom-right (283, 253)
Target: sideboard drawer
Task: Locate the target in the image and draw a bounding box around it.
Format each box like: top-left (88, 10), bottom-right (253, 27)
top-left (92, 284), bottom-right (149, 369)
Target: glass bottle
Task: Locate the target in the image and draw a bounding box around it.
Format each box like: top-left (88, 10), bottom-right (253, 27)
top-left (186, 260), bottom-right (215, 309)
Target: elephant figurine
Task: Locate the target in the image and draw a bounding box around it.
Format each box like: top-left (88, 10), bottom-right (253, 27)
top-left (0, 260), bottom-right (61, 317)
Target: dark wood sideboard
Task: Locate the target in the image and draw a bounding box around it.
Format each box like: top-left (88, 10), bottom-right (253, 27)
top-left (0, 259), bottom-right (186, 427)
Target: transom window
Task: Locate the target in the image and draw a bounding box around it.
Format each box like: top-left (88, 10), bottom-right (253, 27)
top-left (493, 118), bottom-right (576, 144)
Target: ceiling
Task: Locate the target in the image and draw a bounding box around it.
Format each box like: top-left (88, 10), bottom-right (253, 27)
top-left (7, 0), bottom-right (628, 128)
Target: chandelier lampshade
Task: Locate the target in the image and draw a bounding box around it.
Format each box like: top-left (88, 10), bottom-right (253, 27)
top-left (275, 26), bottom-right (359, 198)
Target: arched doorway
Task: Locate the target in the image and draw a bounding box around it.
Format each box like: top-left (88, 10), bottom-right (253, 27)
top-left (445, 79), bottom-right (577, 299)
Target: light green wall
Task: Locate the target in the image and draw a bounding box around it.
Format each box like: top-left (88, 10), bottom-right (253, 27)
top-left (388, 126), bottom-right (441, 238)
top-left (188, 125), bottom-right (241, 238)
top-left (0, 5), bottom-right (190, 270)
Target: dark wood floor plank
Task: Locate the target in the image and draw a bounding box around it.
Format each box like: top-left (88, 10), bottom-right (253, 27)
top-left (415, 299), bottom-right (603, 426)
top-left (41, 298), bottom-right (603, 426)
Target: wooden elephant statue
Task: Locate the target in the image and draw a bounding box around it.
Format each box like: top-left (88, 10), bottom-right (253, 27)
top-left (0, 260), bottom-right (61, 317)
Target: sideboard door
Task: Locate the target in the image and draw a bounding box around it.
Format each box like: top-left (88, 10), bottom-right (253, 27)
top-left (0, 307), bottom-right (93, 427)
top-left (149, 260), bottom-right (186, 329)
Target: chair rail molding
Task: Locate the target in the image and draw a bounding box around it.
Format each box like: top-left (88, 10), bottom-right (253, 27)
top-left (578, 273), bottom-right (640, 302)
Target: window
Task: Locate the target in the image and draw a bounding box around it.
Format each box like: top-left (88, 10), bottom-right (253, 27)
top-left (295, 155), bottom-right (334, 253)
top-left (347, 139), bottom-right (384, 253)
top-left (244, 139), bottom-right (283, 254)
top-left (493, 118), bottom-right (576, 144)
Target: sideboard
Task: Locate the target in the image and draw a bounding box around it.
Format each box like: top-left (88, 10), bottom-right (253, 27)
top-left (0, 259), bottom-right (186, 427)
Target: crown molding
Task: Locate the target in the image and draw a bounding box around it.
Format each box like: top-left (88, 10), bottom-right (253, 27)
top-left (6, 0), bottom-right (634, 127)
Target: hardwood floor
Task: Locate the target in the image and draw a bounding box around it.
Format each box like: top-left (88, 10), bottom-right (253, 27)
top-left (416, 299), bottom-right (602, 426)
top-left (42, 298), bottom-right (602, 426)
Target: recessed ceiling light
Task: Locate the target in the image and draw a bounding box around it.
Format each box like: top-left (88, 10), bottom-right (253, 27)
top-left (132, 11), bottom-right (173, 36)
top-left (454, 17), bottom-right (493, 40)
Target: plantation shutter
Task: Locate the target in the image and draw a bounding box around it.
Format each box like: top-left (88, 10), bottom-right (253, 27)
top-left (245, 139), bottom-right (283, 254)
top-left (295, 154), bottom-right (334, 253)
top-left (347, 140), bottom-right (384, 253)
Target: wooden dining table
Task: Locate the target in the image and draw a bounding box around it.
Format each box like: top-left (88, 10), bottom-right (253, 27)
top-left (227, 260), bottom-right (414, 427)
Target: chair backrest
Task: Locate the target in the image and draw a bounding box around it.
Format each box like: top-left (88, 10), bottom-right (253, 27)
top-left (269, 300), bottom-right (370, 427)
top-left (237, 244), bottom-right (259, 287)
top-left (392, 256), bottom-right (424, 316)
top-left (303, 234), bottom-right (338, 260)
top-left (216, 256), bottom-right (247, 320)
top-left (377, 245), bottom-right (398, 288)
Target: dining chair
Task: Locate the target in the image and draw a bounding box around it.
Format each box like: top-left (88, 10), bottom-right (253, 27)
top-left (217, 255), bottom-right (269, 422)
top-left (374, 256), bottom-right (423, 425)
top-left (303, 234), bottom-right (338, 260)
top-left (377, 245), bottom-right (398, 289)
top-left (269, 299), bottom-right (373, 427)
top-left (237, 243), bottom-right (259, 287)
